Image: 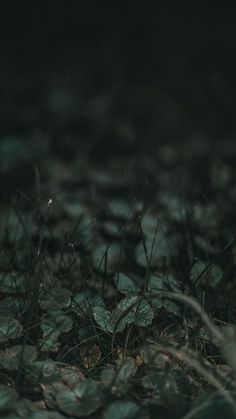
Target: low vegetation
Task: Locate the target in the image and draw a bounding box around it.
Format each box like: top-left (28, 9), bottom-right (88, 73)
top-left (0, 138), bottom-right (236, 418)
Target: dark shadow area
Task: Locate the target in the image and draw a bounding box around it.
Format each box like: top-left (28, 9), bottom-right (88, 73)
top-left (0, 0), bottom-right (235, 197)
top-left (0, 1), bottom-right (235, 155)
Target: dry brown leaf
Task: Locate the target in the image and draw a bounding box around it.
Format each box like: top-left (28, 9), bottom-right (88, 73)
top-left (79, 343), bottom-right (102, 369)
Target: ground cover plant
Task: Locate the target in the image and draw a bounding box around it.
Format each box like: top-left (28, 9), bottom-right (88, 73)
top-left (1, 138), bottom-right (236, 418)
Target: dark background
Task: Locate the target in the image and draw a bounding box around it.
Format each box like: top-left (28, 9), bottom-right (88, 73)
top-left (0, 1), bottom-right (235, 161)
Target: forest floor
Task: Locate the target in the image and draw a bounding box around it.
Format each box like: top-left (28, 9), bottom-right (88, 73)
top-left (0, 133), bottom-right (236, 418)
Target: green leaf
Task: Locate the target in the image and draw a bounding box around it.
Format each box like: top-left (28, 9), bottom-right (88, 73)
top-left (194, 235), bottom-right (217, 254)
top-left (148, 274), bottom-right (182, 316)
top-left (115, 273), bottom-right (139, 295)
top-left (73, 291), bottom-right (105, 314)
top-left (142, 372), bottom-right (163, 389)
top-left (160, 194), bottom-right (187, 222)
top-left (0, 317), bottom-right (23, 343)
top-left (30, 411), bottom-right (65, 419)
top-left (100, 367), bottom-right (115, 387)
top-left (191, 261), bottom-right (223, 288)
top-left (101, 359), bottom-right (137, 396)
top-left (89, 169), bottom-right (123, 187)
top-left (108, 200), bottom-right (131, 218)
top-left (0, 296), bottom-right (26, 317)
top-left (102, 220), bottom-right (122, 237)
top-left (0, 345), bottom-right (37, 371)
top-left (39, 288), bottom-right (72, 311)
top-left (40, 310), bottom-right (73, 352)
top-left (112, 297), bottom-right (137, 332)
top-left (141, 345), bottom-right (170, 369)
top-left (0, 272), bottom-right (26, 293)
top-left (193, 203), bottom-right (220, 230)
top-left (93, 307), bottom-right (114, 333)
top-left (115, 359), bottom-right (137, 383)
top-left (133, 299), bottom-right (155, 327)
top-left (24, 360), bottom-right (61, 385)
top-left (104, 401), bottom-right (141, 419)
top-left (56, 379), bottom-right (104, 417)
top-left (63, 202), bottom-right (86, 219)
top-left (0, 384), bottom-right (19, 411)
top-left (113, 296), bottom-right (154, 331)
top-left (40, 332), bottom-right (61, 352)
top-left (41, 310), bottom-right (73, 334)
top-left (139, 213), bottom-right (158, 235)
top-left (188, 391), bottom-right (235, 419)
top-left (135, 220), bottom-right (176, 268)
top-left (92, 242), bottom-right (122, 272)
top-left (60, 366), bottom-right (84, 388)
top-left (93, 296), bottom-right (154, 334)
top-left (7, 344), bottom-right (36, 362)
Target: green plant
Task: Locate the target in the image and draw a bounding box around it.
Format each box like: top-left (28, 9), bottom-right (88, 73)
top-left (1, 144), bottom-right (236, 419)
